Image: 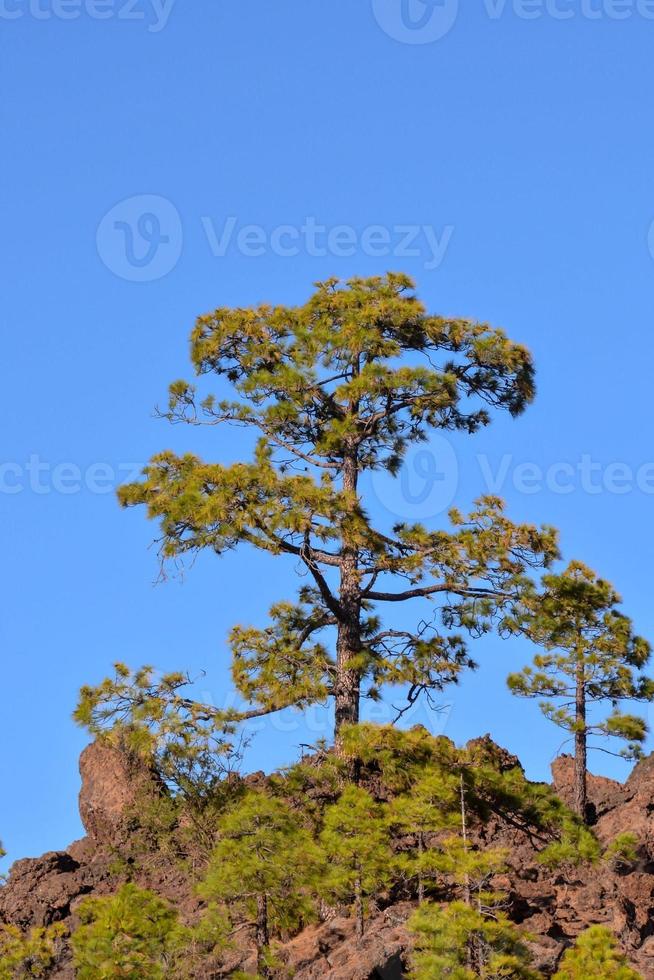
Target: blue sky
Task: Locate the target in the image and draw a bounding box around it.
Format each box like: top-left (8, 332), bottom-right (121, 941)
top-left (3, 1), bottom-right (654, 869)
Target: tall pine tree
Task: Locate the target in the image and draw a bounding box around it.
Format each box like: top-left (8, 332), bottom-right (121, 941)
top-left (89, 274), bottom-right (557, 748)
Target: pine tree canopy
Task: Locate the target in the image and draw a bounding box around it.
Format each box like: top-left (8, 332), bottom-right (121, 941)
top-left (71, 884), bottom-right (183, 980)
top-left (198, 790), bottom-right (322, 937)
top-left (320, 784), bottom-right (391, 932)
top-left (508, 561), bottom-right (654, 761)
top-left (408, 900), bottom-right (542, 979)
top-left (104, 274), bottom-right (558, 742)
top-left (552, 926), bottom-right (643, 979)
top-left (0, 923), bottom-right (65, 980)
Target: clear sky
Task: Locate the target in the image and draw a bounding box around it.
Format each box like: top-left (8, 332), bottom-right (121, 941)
top-left (3, 1), bottom-right (654, 870)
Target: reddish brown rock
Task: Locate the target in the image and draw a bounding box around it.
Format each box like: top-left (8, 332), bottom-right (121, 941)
top-left (4, 739), bottom-right (654, 977)
top-left (78, 739), bottom-right (164, 844)
top-left (283, 904), bottom-right (412, 979)
top-left (551, 755), bottom-right (626, 821)
top-left (0, 851), bottom-right (99, 930)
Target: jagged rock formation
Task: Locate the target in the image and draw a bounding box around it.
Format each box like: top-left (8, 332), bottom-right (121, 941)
top-left (78, 739), bottom-right (165, 846)
top-left (3, 741), bottom-right (654, 977)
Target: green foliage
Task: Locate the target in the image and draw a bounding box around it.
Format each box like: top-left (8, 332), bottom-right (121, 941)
top-left (198, 790), bottom-right (321, 943)
top-left (508, 562), bottom-right (653, 761)
top-left (74, 664), bottom-right (243, 801)
top-left (0, 923), bottom-right (65, 979)
top-left (112, 274), bottom-right (557, 740)
top-left (537, 817), bottom-right (602, 869)
top-left (320, 785), bottom-right (391, 931)
top-left (408, 901), bottom-right (542, 979)
top-left (388, 769), bottom-right (461, 896)
top-left (339, 723), bottom-right (454, 793)
top-left (433, 835), bottom-right (509, 909)
top-left (604, 832), bottom-right (640, 869)
top-left (71, 884), bottom-right (186, 979)
top-left (553, 926), bottom-right (643, 979)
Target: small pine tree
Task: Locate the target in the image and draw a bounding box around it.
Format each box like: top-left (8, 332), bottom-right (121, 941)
top-left (508, 562), bottom-right (654, 821)
top-left (434, 834), bottom-right (509, 912)
top-left (388, 770), bottom-right (460, 901)
top-left (198, 790), bottom-right (321, 978)
top-left (0, 923), bottom-right (65, 980)
top-left (408, 901), bottom-right (542, 979)
top-left (553, 926), bottom-right (643, 979)
top-left (320, 785), bottom-right (391, 937)
top-left (71, 884), bottom-right (184, 979)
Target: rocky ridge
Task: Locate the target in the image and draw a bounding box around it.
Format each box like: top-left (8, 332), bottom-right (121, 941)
top-left (3, 740), bottom-right (654, 977)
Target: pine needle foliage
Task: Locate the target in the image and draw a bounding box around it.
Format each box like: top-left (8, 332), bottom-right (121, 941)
top-left (408, 901), bottom-right (542, 979)
top-left (508, 562), bottom-right (654, 820)
top-left (198, 790), bottom-right (321, 977)
top-left (71, 884), bottom-right (186, 979)
top-left (552, 926), bottom-right (643, 979)
top-left (109, 274), bottom-right (557, 745)
top-left (0, 923), bottom-right (65, 980)
top-left (320, 785), bottom-right (392, 936)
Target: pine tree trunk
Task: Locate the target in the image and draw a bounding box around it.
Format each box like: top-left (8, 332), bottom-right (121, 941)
top-left (460, 774), bottom-right (471, 907)
top-left (354, 873), bottom-right (365, 938)
top-left (418, 833), bottom-right (425, 903)
top-left (574, 666), bottom-right (588, 823)
top-left (256, 893), bottom-right (271, 978)
top-left (335, 449), bottom-right (362, 750)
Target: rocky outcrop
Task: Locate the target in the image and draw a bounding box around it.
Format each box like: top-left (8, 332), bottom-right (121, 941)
top-left (5, 739), bottom-right (654, 977)
top-left (551, 754), bottom-right (627, 823)
top-left (78, 739), bottom-right (165, 845)
top-left (283, 905), bottom-right (411, 979)
top-left (0, 851), bottom-right (98, 930)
